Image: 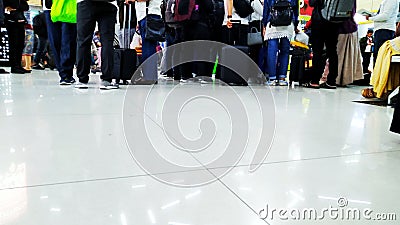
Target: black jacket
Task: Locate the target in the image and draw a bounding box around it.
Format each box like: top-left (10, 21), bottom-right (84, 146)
top-left (0, 0), bottom-right (4, 24)
top-left (309, 0), bottom-right (323, 23)
top-left (4, 0), bottom-right (29, 10)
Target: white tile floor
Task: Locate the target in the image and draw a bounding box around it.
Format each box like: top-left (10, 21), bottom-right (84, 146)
top-left (0, 70), bottom-right (399, 225)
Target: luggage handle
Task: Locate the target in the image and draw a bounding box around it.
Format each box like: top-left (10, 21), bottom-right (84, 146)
top-left (228, 20), bottom-right (241, 45)
top-left (122, 3), bottom-right (133, 49)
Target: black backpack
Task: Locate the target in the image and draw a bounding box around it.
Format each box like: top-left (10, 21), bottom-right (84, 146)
top-left (270, 0), bottom-right (293, 27)
top-left (233, 0), bottom-right (254, 18)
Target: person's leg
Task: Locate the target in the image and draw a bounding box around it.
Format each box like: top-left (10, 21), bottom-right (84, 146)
top-left (5, 22), bottom-right (19, 70)
top-left (44, 11), bottom-right (62, 71)
top-left (96, 3), bottom-right (117, 82)
top-left (276, 37), bottom-right (290, 80)
top-left (76, 1), bottom-right (96, 83)
top-left (59, 22), bottom-right (77, 81)
top-left (310, 23), bottom-right (325, 85)
top-left (34, 36), bottom-right (47, 65)
top-left (15, 24), bottom-right (26, 69)
top-left (191, 22), bottom-right (213, 77)
top-left (267, 38), bottom-right (279, 81)
top-left (139, 16), bottom-right (158, 81)
top-left (325, 23), bottom-right (339, 86)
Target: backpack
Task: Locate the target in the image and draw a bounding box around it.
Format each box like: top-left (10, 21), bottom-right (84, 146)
top-left (321, 0), bottom-right (355, 23)
top-left (164, 0), bottom-right (197, 27)
top-left (270, 0), bottom-right (293, 27)
top-left (209, 0), bottom-right (225, 29)
top-left (233, 0), bottom-right (254, 18)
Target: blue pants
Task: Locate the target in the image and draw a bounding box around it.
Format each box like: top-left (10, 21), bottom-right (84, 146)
top-left (267, 37), bottom-right (290, 80)
top-left (44, 10), bottom-right (77, 80)
top-left (139, 16), bottom-right (159, 81)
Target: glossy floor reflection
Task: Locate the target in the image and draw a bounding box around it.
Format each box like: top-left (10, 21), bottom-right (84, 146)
top-left (0, 70), bottom-right (399, 225)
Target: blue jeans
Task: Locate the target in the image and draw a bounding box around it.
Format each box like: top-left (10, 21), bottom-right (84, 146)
top-left (44, 10), bottom-right (77, 80)
top-left (373, 29), bottom-right (395, 67)
top-left (139, 16), bottom-right (159, 81)
top-left (258, 45), bottom-right (268, 74)
top-left (267, 37), bottom-right (290, 80)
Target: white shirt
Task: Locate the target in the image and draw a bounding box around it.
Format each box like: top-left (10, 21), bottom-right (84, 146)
top-left (251, 0), bottom-right (263, 22)
top-left (43, 0), bottom-right (50, 10)
top-left (370, 0), bottom-right (399, 32)
top-left (135, 0), bottom-right (162, 22)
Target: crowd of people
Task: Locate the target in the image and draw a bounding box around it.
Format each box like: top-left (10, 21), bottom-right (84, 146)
top-left (0, 0), bottom-right (399, 132)
top-left (0, 0), bottom-right (399, 92)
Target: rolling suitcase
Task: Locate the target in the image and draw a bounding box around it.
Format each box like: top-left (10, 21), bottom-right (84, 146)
top-left (113, 4), bottom-right (137, 85)
top-left (220, 20), bottom-right (249, 86)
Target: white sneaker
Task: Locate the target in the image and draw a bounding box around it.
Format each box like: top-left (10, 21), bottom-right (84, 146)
top-left (75, 82), bottom-right (88, 89)
top-left (100, 80), bottom-right (119, 90)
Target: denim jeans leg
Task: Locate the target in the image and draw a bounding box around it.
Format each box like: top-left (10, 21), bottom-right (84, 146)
top-left (59, 22), bottom-right (77, 79)
top-left (44, 11), bottom-right (61, 71)
top-left (277, 37), bottom-right (290, 79)
top-left (267, 39), bottom-right (278, 80)
top-left (139, 17), bottom-right (158, 81)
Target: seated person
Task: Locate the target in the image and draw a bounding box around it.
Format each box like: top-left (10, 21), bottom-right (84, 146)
top-left (362, 36), bottom-right (400, 99)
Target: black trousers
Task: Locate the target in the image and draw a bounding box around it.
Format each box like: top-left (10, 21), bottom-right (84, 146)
top-left (77, 1), bottom-right (117, 83)
top-left (361, 52), bottom-right (371, 73)
top-left (310, 20), bottom-right (339, 85)
top-left (182, 21), bottom-right (213, 78)
top-left (6, 21), bottom-right (25, 69)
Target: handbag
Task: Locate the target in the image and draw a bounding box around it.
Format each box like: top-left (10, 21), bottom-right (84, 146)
top-left (50, 0), bottom-right (77, 23)
top-left (247, 27), bottom-right (262, 46)
top-left (145, 1), bottom-right (166, 42)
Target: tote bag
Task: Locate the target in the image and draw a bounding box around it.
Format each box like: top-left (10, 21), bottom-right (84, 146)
top-left (51, 0), bottom-right (77, 23)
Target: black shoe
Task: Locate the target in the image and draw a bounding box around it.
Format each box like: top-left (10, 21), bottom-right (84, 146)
top-left (23, 69), bottom-right (32, 73)
top-left (32, 64), bottom-right (45, 70)
top-left (11, 67), bottom-right (25, 74)
top-left (0, 68), bottom-right (9, 74)
top-left (320, 82), bottom-right (337, 89)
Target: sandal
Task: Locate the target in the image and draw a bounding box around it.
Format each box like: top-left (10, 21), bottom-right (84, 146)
top-left (302, 82), bottom-right (320, 89)
top-left (361, 88), bottom-right (376, 98)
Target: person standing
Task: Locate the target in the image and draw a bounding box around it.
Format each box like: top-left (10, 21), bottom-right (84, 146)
top-left (126, 0), bottom-right (162, 83)
top-left (32, 12), bottom-right (48, 70)
top-left (334, 2), bottom-right (363, 86)
top-left (75, 0), bottom-right (119, 90)
top-left (44, 0), bottom-right (77, 85)
top-left (366, 0), bottom-right (399, 66)
top-left (4, 0), bottom-right (29, 74)
top-left (359, 30), bottom-right (374, 74)
top-left (262, 0), bottom-right (299, 86)
top-left (306, 0), bottom-right (340, 89)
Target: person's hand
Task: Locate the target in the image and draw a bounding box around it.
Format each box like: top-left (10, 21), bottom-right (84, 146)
top-left (263, 26), bottom-right (266, 37)
top-left (295, 28), bottom-right (300, 34)
top-left (5, 7), bottom-right (16, 12)
top-left (227, 19), bottom-right (233, 29)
